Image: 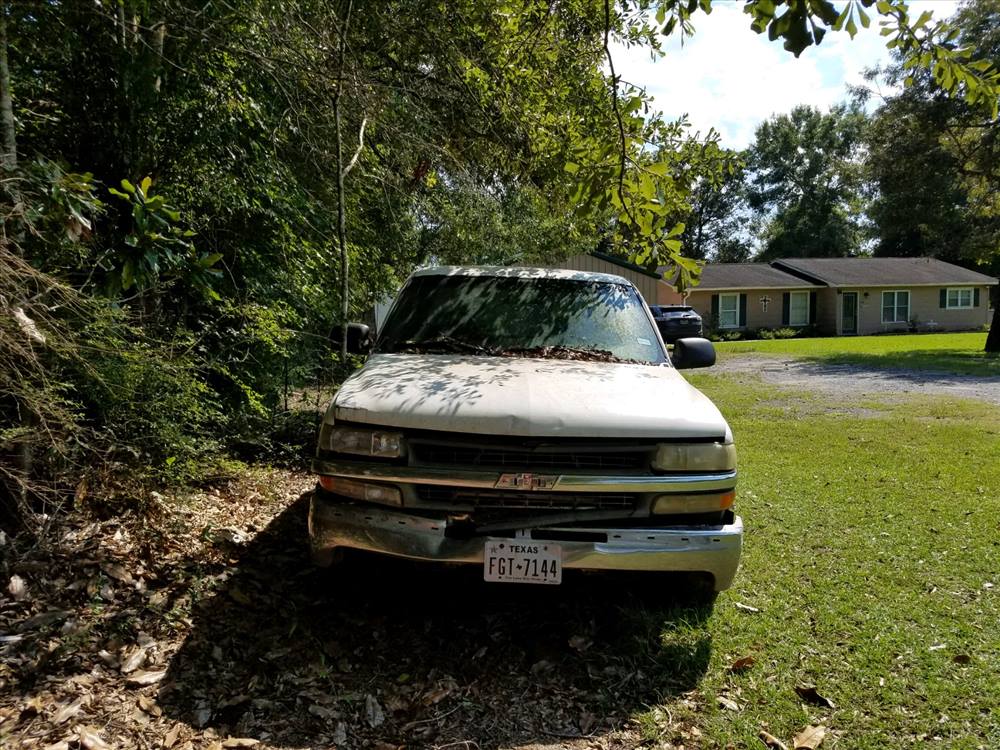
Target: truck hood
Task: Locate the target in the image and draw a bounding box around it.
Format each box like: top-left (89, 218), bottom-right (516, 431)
top-left (330, 354), bottom-right (730, 440)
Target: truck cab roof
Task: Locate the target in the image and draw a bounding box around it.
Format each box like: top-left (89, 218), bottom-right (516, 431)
top-left (410, 265), bottom-right (633, 286)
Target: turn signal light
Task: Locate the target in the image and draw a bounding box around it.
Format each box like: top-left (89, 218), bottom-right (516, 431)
top-left (318, 476), bottom-right (403, 506)
top-left (652, 490), bottom-right (735, 514)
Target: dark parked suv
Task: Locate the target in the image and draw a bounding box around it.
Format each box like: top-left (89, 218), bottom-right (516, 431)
top-left (650, 305), bottom-right (703, 343)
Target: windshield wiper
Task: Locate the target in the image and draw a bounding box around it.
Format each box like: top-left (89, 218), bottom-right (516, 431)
top-left (388, 337), bottom-right (493, 355)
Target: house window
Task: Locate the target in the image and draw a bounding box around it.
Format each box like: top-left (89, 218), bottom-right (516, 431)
top-left (719, 293), bottom-right (740, 328)
top-left (881, 290), bottom-right (910, 323)
top-left (789, 291), bottom-right (810, 326)
top-left (946, 288), bottom-right (973, 309)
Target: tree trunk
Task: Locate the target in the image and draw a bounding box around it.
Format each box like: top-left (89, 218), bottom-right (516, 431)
top-left (986, 298), bottom-right (1000, 353)
top-left (153, 22), bottom-right (166, 94)
top-left (334, 0), bottom-right (353, 364)
top-left (0, 8), bottom-right (17, 172)
top-left (0, 7), bottom-right (31, 512)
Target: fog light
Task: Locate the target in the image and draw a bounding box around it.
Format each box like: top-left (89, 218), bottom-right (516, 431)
top-left (318, 476), bottom-right (403, 506)
top-left (652, 490), bottom-right (735, 514)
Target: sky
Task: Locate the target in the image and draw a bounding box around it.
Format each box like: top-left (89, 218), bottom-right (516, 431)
top-left (611, 0), bottom-right (960, 149)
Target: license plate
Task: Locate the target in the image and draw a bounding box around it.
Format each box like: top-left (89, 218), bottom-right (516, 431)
top-left (484, 539), bottom-right (561, 585)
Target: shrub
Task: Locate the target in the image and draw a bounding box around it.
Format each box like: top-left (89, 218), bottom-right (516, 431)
top-left (1, 164), bottom-right (240, 528)
top-left (772, 327), bottom-right (800, 339)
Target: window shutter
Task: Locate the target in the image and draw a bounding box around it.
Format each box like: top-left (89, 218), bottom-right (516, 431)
top-left (974, 288), bottom-right (980, 307)
top-left (781, 293), bottom-right (790, 326)
top-left (738, 293), bottom-right (747, 327)
top-left (939, 289), bottom-right (947, 308)
top-left (809, 292), bottom-right (817, 324)
top-left (711, 294), bottom-right (719, 322)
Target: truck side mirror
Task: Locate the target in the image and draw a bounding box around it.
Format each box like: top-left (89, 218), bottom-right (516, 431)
top-left (672, 337), bottom-right (716, 369)
top-left (330, 322), bottom-right (372, 355)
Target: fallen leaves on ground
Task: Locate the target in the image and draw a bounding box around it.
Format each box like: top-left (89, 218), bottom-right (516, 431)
top-left (759, 729), bottom-right (789, 750)
top-left (717, 696), bottom-right (740, 711)
top-left (52, 697), bottom-right (87, 725)
top-left (7, 574), bottom-right (28, 600)
top-left (126, 668), bottom-right (167, 687)
top-left (729, 655), bottom-right (755, 673)
top-left (75, 725), bottom-right (112, 750)
top-left (794, 684), bottom-right (835, 709)
top-left (0, 467), bottom-right (715, 750)
top-left (793, 724), bottom-right (827, 750)
top-left (364, 695), bottom-right (385, 728)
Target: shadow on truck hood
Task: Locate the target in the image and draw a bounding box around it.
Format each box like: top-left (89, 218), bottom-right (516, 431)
top-left (332, 354), bottom-right (729, 439)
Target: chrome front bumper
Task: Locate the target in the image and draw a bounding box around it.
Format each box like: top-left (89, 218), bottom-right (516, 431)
top-left (311, 457), bottom-right (738, 494)
top-left (309, 495), bottom-right (743, 591)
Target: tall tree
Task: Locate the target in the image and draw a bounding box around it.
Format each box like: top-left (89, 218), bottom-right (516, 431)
top-left (679, 160), bottom-right (751, 262)
top-left (862, 0), bottom-right (1000, 350)
top-left (743, 104), bottom-right (868, 260)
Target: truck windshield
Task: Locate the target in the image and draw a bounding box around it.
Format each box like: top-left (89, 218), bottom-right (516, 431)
top-left (376, 274), bottom-right (666, 364)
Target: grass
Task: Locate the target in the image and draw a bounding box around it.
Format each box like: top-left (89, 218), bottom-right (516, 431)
top-left (714, 332), bottom-right (999, 377)
top-left (635, 372), bottom-right (1000, 748)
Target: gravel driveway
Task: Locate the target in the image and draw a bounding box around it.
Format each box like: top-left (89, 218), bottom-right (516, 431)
top-left (714, 354), bottom-right (1000, 406)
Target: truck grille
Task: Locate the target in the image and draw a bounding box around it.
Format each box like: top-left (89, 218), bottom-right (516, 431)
top-left (409, 442), bottom-right (650, 471)
top-left (416, 486), bottom-right (638, 511)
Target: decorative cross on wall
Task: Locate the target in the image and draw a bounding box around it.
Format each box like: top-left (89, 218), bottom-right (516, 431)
top-left (759, 295), bottom-right (771, 312)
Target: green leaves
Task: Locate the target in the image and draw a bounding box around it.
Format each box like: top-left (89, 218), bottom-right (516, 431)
top-left (744, 104), bottom-right (867, 260)
top-left (560, 102), bottom-right (738, 292)
top-left (864, 0), bottom-right (1000, 272)
top-left (106, 176), bottom-right (221, 298)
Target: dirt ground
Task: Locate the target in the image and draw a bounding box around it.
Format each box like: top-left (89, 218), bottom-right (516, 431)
top-left (1, 471), bottom-right (713, 750)
top-left (714, 354), bottom-right (1000, 405)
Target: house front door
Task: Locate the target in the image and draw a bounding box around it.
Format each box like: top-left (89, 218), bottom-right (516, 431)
top-left (841, 292), bottom-right (858, 335)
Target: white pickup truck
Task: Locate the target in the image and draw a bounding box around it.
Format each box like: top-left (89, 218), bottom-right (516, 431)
top-left (310, 266), bottom-right (742, 590)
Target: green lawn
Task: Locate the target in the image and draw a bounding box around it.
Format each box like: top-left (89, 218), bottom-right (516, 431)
top-left (638, 372), bottom-right (1000, 748)
top-left (715, 332), bottom-right (999, 377)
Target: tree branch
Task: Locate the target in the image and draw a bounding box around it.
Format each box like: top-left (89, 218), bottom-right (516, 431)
top-left (342, 116), bottom-right (368, 178)
top-left (334, 0), bottom-right (354, 363)
top-left (603, 0), bottom-right (635, 227)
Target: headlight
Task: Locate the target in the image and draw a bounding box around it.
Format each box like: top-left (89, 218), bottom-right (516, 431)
top-left (652, 442), bottom-right (736, 472)
top-left (321, 425), bottom-right (404, 458)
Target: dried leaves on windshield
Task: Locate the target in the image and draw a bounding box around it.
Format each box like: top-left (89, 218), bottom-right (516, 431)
top-left (499, 345), bottom-right (641, 364)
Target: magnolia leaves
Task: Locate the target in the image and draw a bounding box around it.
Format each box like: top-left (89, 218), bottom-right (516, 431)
top-left (106, 176), bottom-right (222, 298)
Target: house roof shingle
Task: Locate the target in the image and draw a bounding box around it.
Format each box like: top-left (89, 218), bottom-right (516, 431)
top-left (773, 257), bottom-right (998, 287)
top-left (696, 263), bottom-right (823, 291)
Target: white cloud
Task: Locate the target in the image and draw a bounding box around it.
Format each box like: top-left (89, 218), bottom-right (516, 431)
top-left (611, 0), bottom-right (959, 148)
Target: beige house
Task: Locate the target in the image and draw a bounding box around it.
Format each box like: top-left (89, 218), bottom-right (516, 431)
top-left (685, 257), bottom-right (996, 336)
top-left (684, 264), bottom-right (823, 331)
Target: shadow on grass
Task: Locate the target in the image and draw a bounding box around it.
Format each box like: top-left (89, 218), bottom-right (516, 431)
top-left (159, 494), bottom-right (715, 748)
